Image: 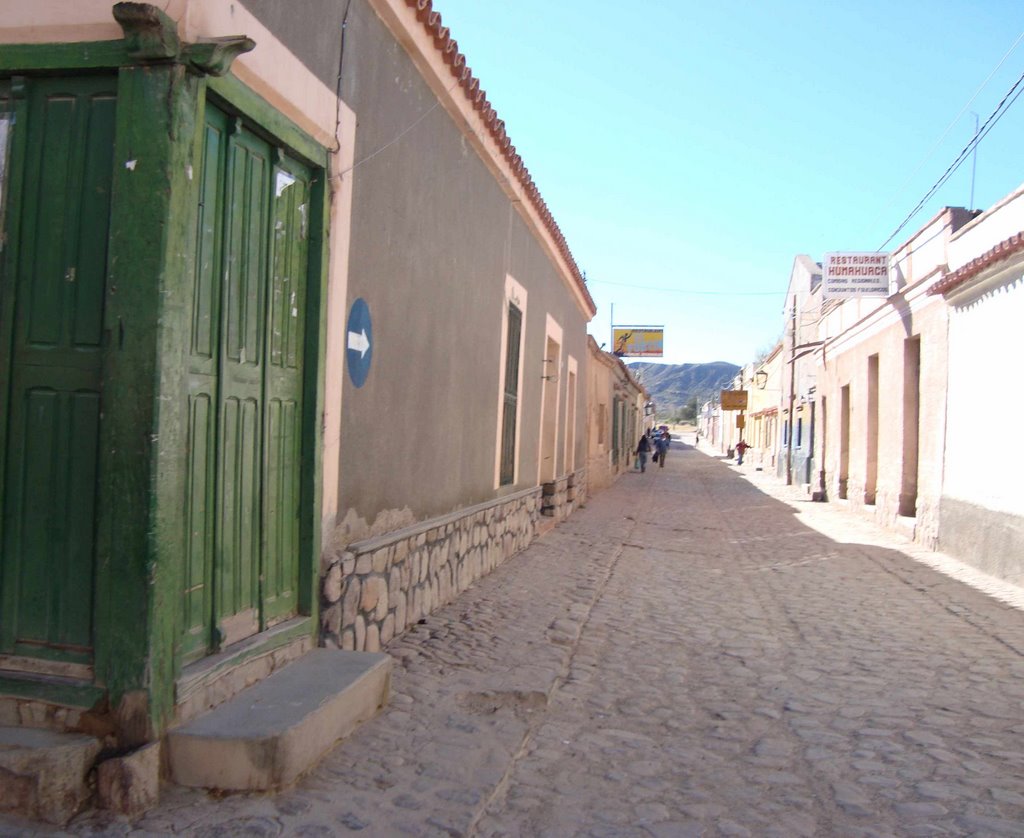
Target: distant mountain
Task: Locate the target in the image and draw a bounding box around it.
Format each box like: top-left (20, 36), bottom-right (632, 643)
top-left (628, 361), bottom-right (740, 417)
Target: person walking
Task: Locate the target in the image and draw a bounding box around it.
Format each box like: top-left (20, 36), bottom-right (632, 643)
top-left (654, 429), bottom-right (670, 468)
top-left (735, 438), bottom-right (750, 465)
top-left (635, 433), bottom-right (651, 473)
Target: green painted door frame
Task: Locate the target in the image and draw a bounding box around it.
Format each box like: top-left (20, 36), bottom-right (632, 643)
top-left (0, 8), bottom-right (329, 741)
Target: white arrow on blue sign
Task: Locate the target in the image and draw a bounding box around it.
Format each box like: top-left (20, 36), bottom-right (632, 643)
top-left (346, 297), bottom-right (372, 387)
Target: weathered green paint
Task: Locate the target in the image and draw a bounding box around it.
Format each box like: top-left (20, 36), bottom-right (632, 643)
top-left (302, 159), bottom-right (330, 621)
top-left (0, 75), bottom-right (117, 664)
top-left (263, 154), bottom-right (311, 624)
top-left (217, 118), bottom-right (268, 643)
top-left (183, 103), bottom-right (312, 659)
top-left (0, 79), bottom-right (24, 618)
top-left (207, 75), bottom-right (328, 170)
top-left (93, 61), bottom-right (202, 738)
top-left (0, 673), bottom-right (105, 707)
top-left (0, 22), bottom-right (327, 739)
top-left (179, 615), bottom-right (312, 693)
top-left (112, 2), bottom-right (254, 77)
top-left (0, 41), bottom-right (129, 73)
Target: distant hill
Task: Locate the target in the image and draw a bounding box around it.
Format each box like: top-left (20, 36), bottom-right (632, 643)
top-left (628, 361), bottom-right (740, 417)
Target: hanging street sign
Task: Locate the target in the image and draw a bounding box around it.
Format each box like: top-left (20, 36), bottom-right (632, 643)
top-left (822, 252), bottom-right (891, 299)
top-left (346, 297), bottom-right (373, 388)
top-left (612, 326), bottom-right (664, 357)
top-left (720, 390), bottom-right (748, 410)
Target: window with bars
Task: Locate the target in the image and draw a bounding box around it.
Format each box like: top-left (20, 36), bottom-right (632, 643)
top-left (499, 302), bottom-right (522, 485)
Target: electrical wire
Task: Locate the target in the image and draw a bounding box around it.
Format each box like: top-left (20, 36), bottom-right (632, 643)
top-left (330, 0), bottom-right (354, 156)
top-left (878, 64), bottom-right (1024, 250)
top-left (588, 278), bottom-right (783, 296)
top-left (870, 28), bottom-right (1024, 231)
top-left (335, 80), bottom-right (462, 180)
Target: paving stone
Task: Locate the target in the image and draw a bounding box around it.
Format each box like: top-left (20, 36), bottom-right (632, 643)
top-left (23, 438), bottom-right (1024, 835)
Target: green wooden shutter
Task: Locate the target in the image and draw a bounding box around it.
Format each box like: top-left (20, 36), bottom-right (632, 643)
top-left (215, 123), bottom-right (269, 647)
top-left (499, 303), bottom-right (522, 486)
top-left (181, 104), bottom-right (310, 659)
top-left (0, 76), bottom-right (116, 664)
top-left (611, 397), bottom-right (621, 465)
top-left (262, 161), bottom-right (309, 623)
top-left (181, 108), bottom-right (228, 662)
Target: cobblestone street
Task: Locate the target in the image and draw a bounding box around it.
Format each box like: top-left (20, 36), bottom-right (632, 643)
top-left (13, 439), bottom-right (1024, 837)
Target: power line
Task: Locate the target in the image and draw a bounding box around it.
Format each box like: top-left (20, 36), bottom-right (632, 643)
top-left (588, 278), bottom-right (783, 296)
top-left (335, 79), bottom-right (461, 179)
top-left (878, 64), bottom-right (1024, 250)
top-left (870, 28), bottom-right (1024, 231)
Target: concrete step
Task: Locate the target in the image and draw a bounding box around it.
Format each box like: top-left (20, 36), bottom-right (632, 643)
top-left (0, 726), bottom-right (101, 824)
top-left (167, 649), bottom-right (391, 791)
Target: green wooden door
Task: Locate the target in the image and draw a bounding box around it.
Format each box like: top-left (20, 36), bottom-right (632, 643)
top-left (0, 76), bottom-right (116, 666)
top-left (262, 161), bottom-right (308, 624)
top-left (181, 104), bottom-right (309, 662)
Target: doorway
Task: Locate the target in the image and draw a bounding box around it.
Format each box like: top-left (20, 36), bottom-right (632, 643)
top-left (0, 76), bottom-right (117, 671)
top-left (179, 103), bottom-right (312, 662)
top-left (899, 337), bottom-right (920, 518)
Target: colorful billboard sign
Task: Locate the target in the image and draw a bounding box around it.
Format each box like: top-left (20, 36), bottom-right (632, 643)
top-left (823, 252), bottom-right (890, 299)
top-left (612, 326), bottom-right (664, 357)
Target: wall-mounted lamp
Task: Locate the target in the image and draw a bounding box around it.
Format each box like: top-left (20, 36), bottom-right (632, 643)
top-left (754, 370), bottom-right (769, 389)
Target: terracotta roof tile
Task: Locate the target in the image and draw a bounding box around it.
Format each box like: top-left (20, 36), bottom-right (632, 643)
top-left (404, 0), bottom-right (596, 314)
top-left (930, 231), bottom-right (1024, 296)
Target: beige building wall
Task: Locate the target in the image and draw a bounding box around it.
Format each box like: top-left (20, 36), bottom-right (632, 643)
top-left (780, 256), bottom-right (823, 486)
top-left (586, 338), bottom-right (645, 491)
top-left (748, 342), bottom-right (783, 471)
top-left (817, 208), bottom-right (975, 547)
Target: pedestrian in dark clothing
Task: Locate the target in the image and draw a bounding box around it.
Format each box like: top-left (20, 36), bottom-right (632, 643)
top-left (635, 434), bottom-right (651, 472)
top-left (654, 430), bottom-right (670, 468)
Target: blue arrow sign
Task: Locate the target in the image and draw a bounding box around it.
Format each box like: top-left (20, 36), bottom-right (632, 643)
top-left (346, 297), bottom-right (372, 388)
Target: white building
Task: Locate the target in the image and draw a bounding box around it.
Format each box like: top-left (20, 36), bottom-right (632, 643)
top-left (929, 184), bottom-right (1024, 586)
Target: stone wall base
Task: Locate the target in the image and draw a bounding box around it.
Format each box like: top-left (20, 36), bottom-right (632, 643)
top-left (321, 483), bottom-right (563, 652)
top-left (541, 468), bottom-right (587, 521)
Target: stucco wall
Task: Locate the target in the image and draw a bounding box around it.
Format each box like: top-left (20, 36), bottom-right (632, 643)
top-left (944, 272), bottom-right (1024, 512)
top-left (815, 209), bottom-right (980, 547)
top-left (819, 297), bottom-right (948, 546)
top-left (586, 341), bottom-right (644, 491)
top-left (941, 221), bottom-right (1024, 584)
top-left (323, 0), bottom-right (589, 544)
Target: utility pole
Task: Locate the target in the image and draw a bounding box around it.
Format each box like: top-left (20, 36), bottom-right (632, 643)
top-left (786, 294), bottom-right (797, 486)
top-left (970, 112), bottom-right (979, 210)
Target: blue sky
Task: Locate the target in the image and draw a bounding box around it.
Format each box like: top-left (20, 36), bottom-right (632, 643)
top-left (433, 0), bottom-right (1024, 364)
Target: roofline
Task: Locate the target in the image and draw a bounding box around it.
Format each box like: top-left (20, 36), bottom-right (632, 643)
top-left (587, 336), bottom-right (648, 397)
top-left (929, 231), bottom-right (1024, 297)
top-left (890, 205), bottom-right (979, 258)
top-left (371, 0), bottom-right (597, 319)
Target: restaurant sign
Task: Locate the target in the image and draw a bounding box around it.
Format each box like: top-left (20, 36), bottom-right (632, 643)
top-left (823, 252), bottom-right (890, 299)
